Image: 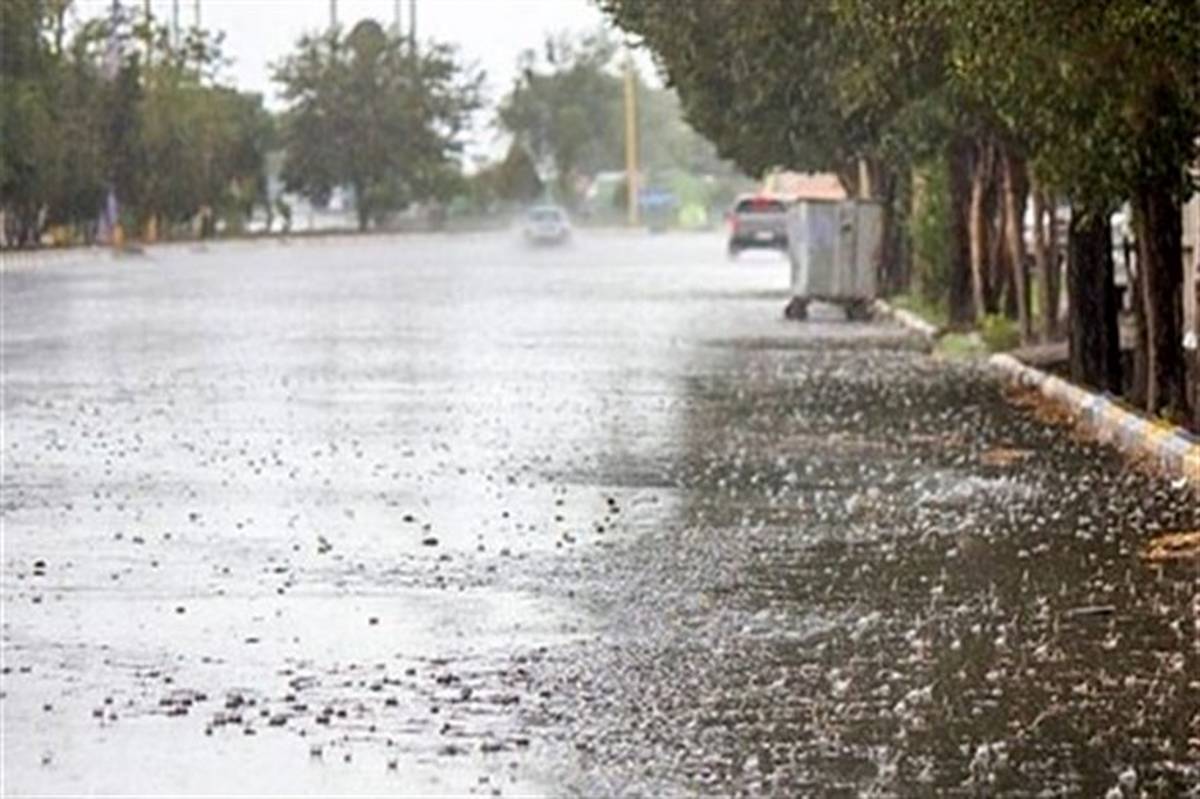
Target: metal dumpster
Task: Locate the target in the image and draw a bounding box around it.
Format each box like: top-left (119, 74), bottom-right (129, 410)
top-left (784, 199), bottom-right (882, 320)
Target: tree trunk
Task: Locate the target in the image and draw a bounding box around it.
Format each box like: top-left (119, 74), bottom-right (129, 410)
top-left (836, 162), bottom-right (860, 199)
top-left (947, 138), bottom-right (974, 325)
top-left (968, 140), bottom-right (994, 322)
top-left (1132, 183), bottom-right (1188, 420)
top-left (994, 188), bottom-right (1015, 318)
top-left (892, 169), bottom-right (912, 294)
top-left (1032, 185), bottom-right (1050, 339)
top-left (1002, 149), bottom-right (1031, 343)
top-left (875, 169), bottom-right (902, 296)
top-left (1126, 237), bottom-right (1148, 408)
top-left (910, 166), bottom-right (928, 300)
top-left (1047, 194), bottom-right (1061, 336)
top-left (1067, 206), bottom-right (1121, 394)
top-left (354, 179), bottom-right (369, 232)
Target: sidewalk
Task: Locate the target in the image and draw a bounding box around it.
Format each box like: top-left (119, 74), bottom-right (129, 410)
top-left (877, 299), bottom-right (1200, 489)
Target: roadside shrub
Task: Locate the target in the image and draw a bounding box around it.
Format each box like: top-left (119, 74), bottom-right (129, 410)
top-left (891, 292), bottom-right (948, 328)
top-left (908, 158), bottom-right (952, 311)
top-left (980, 314), bottom-right (1020, 352)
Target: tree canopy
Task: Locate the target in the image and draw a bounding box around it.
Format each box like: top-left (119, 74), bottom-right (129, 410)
top-left (1, 0), bottom-right (274, 244)
top-left (496, 29), bottom-right (739, 208)
top-left (272, 20), bottom-right (483, 230)
top-left (603, 0), bottom-right (1200, 421)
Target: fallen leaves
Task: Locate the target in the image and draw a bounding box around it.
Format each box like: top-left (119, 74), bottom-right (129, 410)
top-left (979, 447), bottom-right (1032, 467)
top-left (1003, 386), bottom-right (1080, 430)
top-left (1141, 530), bottom-right (1200, 562)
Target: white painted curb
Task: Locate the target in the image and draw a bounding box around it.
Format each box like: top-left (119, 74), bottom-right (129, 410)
top-left (873, 299), bottom-right (940, 339)
top-left (989, 353), bottom-right (1200, 487)
top-left (0, 234), bottom-right (408, 271)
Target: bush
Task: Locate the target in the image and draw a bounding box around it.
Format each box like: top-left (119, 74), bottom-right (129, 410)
top-left (908, 158), bottom-right (952, 311)
top-left (980, 314), bottom-right (1020, 352)
top-left (891, 292), bottom-right (948, 328)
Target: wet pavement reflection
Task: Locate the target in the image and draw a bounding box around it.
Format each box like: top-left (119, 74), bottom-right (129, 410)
top-left (2, 232), bottom-right (1197, 796)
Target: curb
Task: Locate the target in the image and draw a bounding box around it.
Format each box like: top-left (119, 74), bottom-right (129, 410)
top-left (0, 225), bottom-right (653, 272)
top-left (0, 246), bottom-right (112, 271)
top-left (0, 235), bottom-right (400, 271)
top-left (989, 353), bottom-right (1200, 488)
top-left (873, 299), bottom-right (940, 339)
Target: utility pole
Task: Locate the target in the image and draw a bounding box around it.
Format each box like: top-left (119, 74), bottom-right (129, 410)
top-left (193, 0), bottom-right (200, 28)
top-left (330, 0), bottom-right (337, 28)
top-left (409, 0), bottom-right (416, 49)
top-left (623, 52), bottom-right (640, 227)
top-left (393, 0), bottom-right (401, 35)
top-left (172, 0), bottom-right (180, 47)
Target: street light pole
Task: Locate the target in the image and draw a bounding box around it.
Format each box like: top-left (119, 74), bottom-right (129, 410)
top-left (623, 52), bottom-right (640, 227)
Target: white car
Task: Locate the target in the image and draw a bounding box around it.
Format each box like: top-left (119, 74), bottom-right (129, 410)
top-left (522, 205), bottom-right (571, 245)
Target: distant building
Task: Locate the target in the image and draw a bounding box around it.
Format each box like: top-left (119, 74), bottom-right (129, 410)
top-left (761, 172), bottom-right (847, 202)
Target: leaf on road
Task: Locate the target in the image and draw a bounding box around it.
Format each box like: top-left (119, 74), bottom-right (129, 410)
top-left (1141, 530), bottom-right (1200, 561)
top-left (980, 447), bottom-right (1032, 467)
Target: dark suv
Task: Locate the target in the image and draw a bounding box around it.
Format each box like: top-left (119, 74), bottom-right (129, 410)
top-left (727, 195), bottom-right (789, 257)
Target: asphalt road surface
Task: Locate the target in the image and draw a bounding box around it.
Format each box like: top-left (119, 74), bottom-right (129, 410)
top-left (2, 232), bottom-right (1198, 796)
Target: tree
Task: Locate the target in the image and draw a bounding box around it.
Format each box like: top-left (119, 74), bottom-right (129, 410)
top-left (471, 143), bottom-right (543, 210)
top-left (602, 0), bottom-right (945, 294)
top-left (606, 0), bottom-right (1199, 424)
top-left (496, 29), bottom-right (739, 211)
top-left (1, 0), bottom-right (59, 245)
top-left (1, 1), bottom-right (274, 245)
top-left (497, 31), bottom-right (624, 207)
top-left (942, 0), bottom-right (1199, 415)
top-left (273, 20), bottom-right (482, 231)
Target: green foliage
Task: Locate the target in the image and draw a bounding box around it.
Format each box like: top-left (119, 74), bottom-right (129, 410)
top-left (890, 292), bottom-right (948, 329)
top-left (939, 0), bottom-right (1200, 208)
top-left (601, 0), bottom-right (944, 189)
top-left (496, 29), bottom-right (741, 209)
top-left (468, 144), bottom-right (544, 211)
top-left (936, 331), bottom-right (989, 359)
top-left (908, 159), bottom-right (952, 310)
top-left (273, 20), bottom-right (482, 230)
top-left (979, 314), bottom-right (1020, 352)
top-left (497, 31), bottom-right (622, 206)
top-left (1, 0), bottom-right (275, 245)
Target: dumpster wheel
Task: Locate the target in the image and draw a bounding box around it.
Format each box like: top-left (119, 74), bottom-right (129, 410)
top-left (784, 297), bottom-right (809, 321)
top-left (844, 299), bottom-right (873, 322)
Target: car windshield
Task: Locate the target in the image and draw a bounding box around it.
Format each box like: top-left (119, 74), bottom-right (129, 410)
top-left (528, 208), bottom-right (564, 223)
top-left (734, 198), bottom-right (786, 214)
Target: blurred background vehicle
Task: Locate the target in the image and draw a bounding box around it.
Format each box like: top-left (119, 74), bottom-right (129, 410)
top-left (522, 205), bottom-right (572, 245)
top-left (726, 195), bottom-right (789, 258)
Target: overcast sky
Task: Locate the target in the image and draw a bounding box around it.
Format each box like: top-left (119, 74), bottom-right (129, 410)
top-left (72, 0), bottom-right (629, 155)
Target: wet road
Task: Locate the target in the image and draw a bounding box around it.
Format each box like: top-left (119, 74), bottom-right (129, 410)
top-left (2, 232), bottom-right (1198, 796)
